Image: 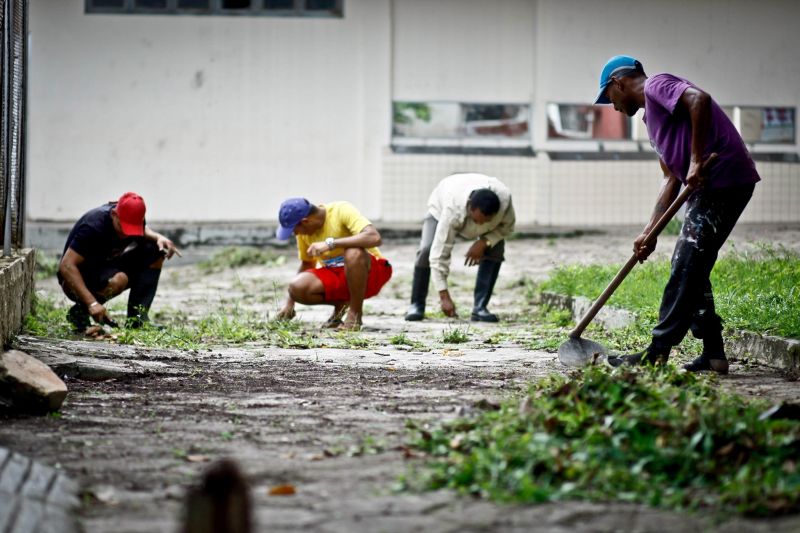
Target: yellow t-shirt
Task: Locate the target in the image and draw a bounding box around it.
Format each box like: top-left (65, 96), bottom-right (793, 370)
top-left (296, 201), bottom-right (383, 267)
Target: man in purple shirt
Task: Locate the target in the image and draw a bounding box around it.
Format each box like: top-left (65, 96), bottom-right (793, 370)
top-left (593, 55), bottom-right (760, 374)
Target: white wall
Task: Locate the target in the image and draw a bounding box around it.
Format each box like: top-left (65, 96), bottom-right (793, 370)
top-left (26, 0), bottom-right (800, 227)
top-left (533, 0), bottom-right (800, 152)
top-left (28, 0), bottom-right (391, 222)
top-left (392, 0), bottom-right (535, 102)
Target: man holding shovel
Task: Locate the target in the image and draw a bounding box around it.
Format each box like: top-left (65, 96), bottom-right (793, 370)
top-left (594, 55), bottom-right (760, 373)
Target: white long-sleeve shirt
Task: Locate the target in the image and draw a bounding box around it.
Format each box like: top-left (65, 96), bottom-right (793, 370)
top-left (427, 173), bottom-right (516, 292)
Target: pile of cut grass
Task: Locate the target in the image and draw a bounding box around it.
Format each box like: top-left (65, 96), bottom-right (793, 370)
top-left (403, 365), bottom-right (800, 515)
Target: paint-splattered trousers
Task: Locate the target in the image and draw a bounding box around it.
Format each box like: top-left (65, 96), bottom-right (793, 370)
top-left (651, 183), bottom-right (755, 356)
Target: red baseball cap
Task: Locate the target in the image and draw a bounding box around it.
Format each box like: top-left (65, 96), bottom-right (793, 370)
top-left (116, 192), bottom-right (146, 236)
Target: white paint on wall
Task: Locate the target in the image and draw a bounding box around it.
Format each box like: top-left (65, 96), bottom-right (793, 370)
top-left (28, 0), bottom-right (391, 222)
top-left (26, 0), bottom-right (800, 226)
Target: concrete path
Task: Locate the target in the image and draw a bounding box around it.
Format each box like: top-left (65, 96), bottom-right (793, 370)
top-left (1, 224), bottom-right (799, 532)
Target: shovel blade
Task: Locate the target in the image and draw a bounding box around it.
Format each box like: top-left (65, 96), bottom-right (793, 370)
top-left (558, 337), bottom-right (607, 368)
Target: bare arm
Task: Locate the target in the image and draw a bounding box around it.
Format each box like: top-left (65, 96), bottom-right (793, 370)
top-left (59, 248), bottom-right (110, 323)
top-left (144, 226), bottom-right (181, 259)
top-left (305, 225), bottom-right (382, 257)
top-left (633, 160), bottom-right (682, 262)
top-left (679, 86), bottom-right (712, 189)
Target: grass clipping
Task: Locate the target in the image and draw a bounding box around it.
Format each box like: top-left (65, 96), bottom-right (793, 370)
top-left (404, 366), bottom-right (800, 515)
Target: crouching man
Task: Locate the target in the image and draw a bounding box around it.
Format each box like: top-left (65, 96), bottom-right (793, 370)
top-left (405, 173), bottom-right (516, 322)
top-left (58, 192), bottom-right (180, 331)
top-left (275, 198), bottom-right (392, 331)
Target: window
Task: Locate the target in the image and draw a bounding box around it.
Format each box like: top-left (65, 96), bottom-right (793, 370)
top-left (547, 103), bottom-right (632, 140)
top-left (392, 101), bottom-right (532, 155)
top-left (85, 0), bottom-right (343, 17)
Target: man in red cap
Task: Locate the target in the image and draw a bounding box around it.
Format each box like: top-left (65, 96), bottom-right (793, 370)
top-left (58, 192), bottom-right (180, 331)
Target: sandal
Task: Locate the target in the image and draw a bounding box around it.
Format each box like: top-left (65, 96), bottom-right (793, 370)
top-left (322, 304), bottom-right (348, 328)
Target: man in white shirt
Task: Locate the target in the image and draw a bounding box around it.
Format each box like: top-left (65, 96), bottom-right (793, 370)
top-left (405, 173), bottom-right (516, 322)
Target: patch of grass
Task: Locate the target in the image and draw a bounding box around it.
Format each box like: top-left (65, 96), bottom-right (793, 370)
top-left (390, 332), bottom-right (411, 345)
top-left (198, 246), bottom-right (286, 273)
top-left (539, 245), bottom-right (800, 339)
top-left (24, 294), bottom-right (74, 338)
top-left (663, 215), bottom-right (683, 236)
top-left (403, 365), bottom-right (800, 515)
top-left (441, 326), bottom-right (471, 344)
top-left (35, 250), bottom-right (60, 280)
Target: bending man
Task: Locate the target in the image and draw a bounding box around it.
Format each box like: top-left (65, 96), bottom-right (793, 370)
top-left (594, 55), bottom-right (760, 373)
top-left (405, 173), bottom-right (515, 322)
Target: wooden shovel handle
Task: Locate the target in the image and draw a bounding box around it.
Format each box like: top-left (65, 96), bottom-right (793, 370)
top-left (567, 153), bottom-right (717, 339)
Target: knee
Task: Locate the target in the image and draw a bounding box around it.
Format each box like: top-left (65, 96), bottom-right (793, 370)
top-left (344, 248), bottom-right (369, 268)
top-left (102, 272), bottom-right (129, 298)
top-left (287, 278), bottom-right (306, 302)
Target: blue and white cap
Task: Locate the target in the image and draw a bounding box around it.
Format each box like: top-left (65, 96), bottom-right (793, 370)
top-left (594, 55), bottom-right (643, 104)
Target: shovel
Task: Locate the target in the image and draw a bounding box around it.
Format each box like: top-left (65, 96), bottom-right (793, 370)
top-left (557, 154), bottom-right (717, 367)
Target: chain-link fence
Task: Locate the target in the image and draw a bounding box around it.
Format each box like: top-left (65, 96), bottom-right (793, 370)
top-left (1, 0), bottom-right (28, 256)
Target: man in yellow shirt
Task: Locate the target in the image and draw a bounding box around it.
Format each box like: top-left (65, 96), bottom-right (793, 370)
top-left (275, 197), bottom-right (392, 331)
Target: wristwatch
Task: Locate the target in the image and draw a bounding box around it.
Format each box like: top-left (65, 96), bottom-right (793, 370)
top-left (325, 237), bottom-right (336, 250)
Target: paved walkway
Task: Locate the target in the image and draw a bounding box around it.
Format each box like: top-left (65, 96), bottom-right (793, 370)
top-left (1, 224), bottom-right (799, 532)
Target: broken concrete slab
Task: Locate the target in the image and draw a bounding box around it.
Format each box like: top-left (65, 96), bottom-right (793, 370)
top-left (0, 249), bottom-right (36, 348)
top-left (0, 350), bottom-right (68, 414)
top-left (540, 292), bottom-right (636, 331)
top-left (0, 447), bottom-right (80, 533)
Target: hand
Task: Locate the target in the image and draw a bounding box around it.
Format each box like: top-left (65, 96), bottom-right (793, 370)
top-left (686, 152), bottom-right (718, 190)
top-left (157, 236), bottom-right (182, 259)
top-left (464, 239), bottom-right (488, 266)
top-left (276, 305), bottom-right (296, 321)
top-left (306, 242), bottom-right (329, 258)
top-left (439, 290), bottom-right (457, 317)
top-left (88, 302), bottom-right (111, 324)
top-left (633, 233), bottom-right (657, 263)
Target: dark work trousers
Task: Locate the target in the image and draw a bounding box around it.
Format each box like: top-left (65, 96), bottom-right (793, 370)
top-left (414, 214), bottom-right (505, 269)
top-left (651, 183), bottom-right (755, 354)
top-left (60, 240), bottom-right (163, 302)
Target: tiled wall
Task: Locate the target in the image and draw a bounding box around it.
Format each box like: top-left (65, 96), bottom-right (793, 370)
top-left (381, 151), bottom-right (800, 226)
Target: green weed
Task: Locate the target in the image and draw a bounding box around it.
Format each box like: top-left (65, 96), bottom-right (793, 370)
top-left (403, 365), bottom-right (800, 515)
top-left (198, 246), bottom-right (286, 273)
top-left (35, 250), bottom-right (60, 280)
top-left (441, 326), bottom-right (471, 344)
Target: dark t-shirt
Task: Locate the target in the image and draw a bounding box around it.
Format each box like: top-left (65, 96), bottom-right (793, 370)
top-left (62, 203), bottom-right (142, 263)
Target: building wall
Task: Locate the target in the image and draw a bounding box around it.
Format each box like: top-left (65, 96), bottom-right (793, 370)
top-left (28, 0), bottom-right (391, 222)
top-left (26, 0), bottom-right (800, 229)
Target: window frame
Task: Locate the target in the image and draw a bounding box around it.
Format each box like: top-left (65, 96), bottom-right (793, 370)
top-left (391, 100), bottom-right (534, 156)
top-left (85, 0), bottom-right (344, 18)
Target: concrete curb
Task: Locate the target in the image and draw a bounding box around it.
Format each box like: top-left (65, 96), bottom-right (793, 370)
top-left (540, 291), bottom-right (800, 371)
top-left (0, 249), bottom-right (35, 348)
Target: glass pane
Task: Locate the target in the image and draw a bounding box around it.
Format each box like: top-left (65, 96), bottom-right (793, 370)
top-left (265, 0), bottom-right (294, 8)
top-left (461, 104), bottom-right (529, 138)
top-left (306, 0), bottom-right (336, 10)
top-left (740, 107), bottom-right (795, 144)
top-left (91, 0), bottom-right (125, 7)
top-left (178, 0), bottom-right (210, 8)
top-left (393, 102), bottom-right (460, 138)
top-left (547, 103), bottom-right (631, 140)
top-left (222, 0), bottom-right (251, 9)
top-left (135, 0), bottom-right (168, 8)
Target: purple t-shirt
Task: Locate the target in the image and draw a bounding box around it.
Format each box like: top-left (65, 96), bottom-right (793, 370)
top-left (644, 73), bottom-right (760, 188)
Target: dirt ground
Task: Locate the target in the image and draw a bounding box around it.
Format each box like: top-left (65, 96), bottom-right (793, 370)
top-left (2, 224), bottom-right (800, 532)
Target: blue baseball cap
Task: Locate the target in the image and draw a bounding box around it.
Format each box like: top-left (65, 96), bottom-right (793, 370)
top-left (276, 197), bottom-right (312, 240)
top-left (594, 55), bottom-right (642, 104)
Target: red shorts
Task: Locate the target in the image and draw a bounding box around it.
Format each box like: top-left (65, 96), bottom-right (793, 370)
top-left (309, 256), bottom-right (392, 303)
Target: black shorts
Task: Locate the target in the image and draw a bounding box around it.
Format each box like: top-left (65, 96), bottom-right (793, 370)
top-left (59, 240), bottom-right (162, 300)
